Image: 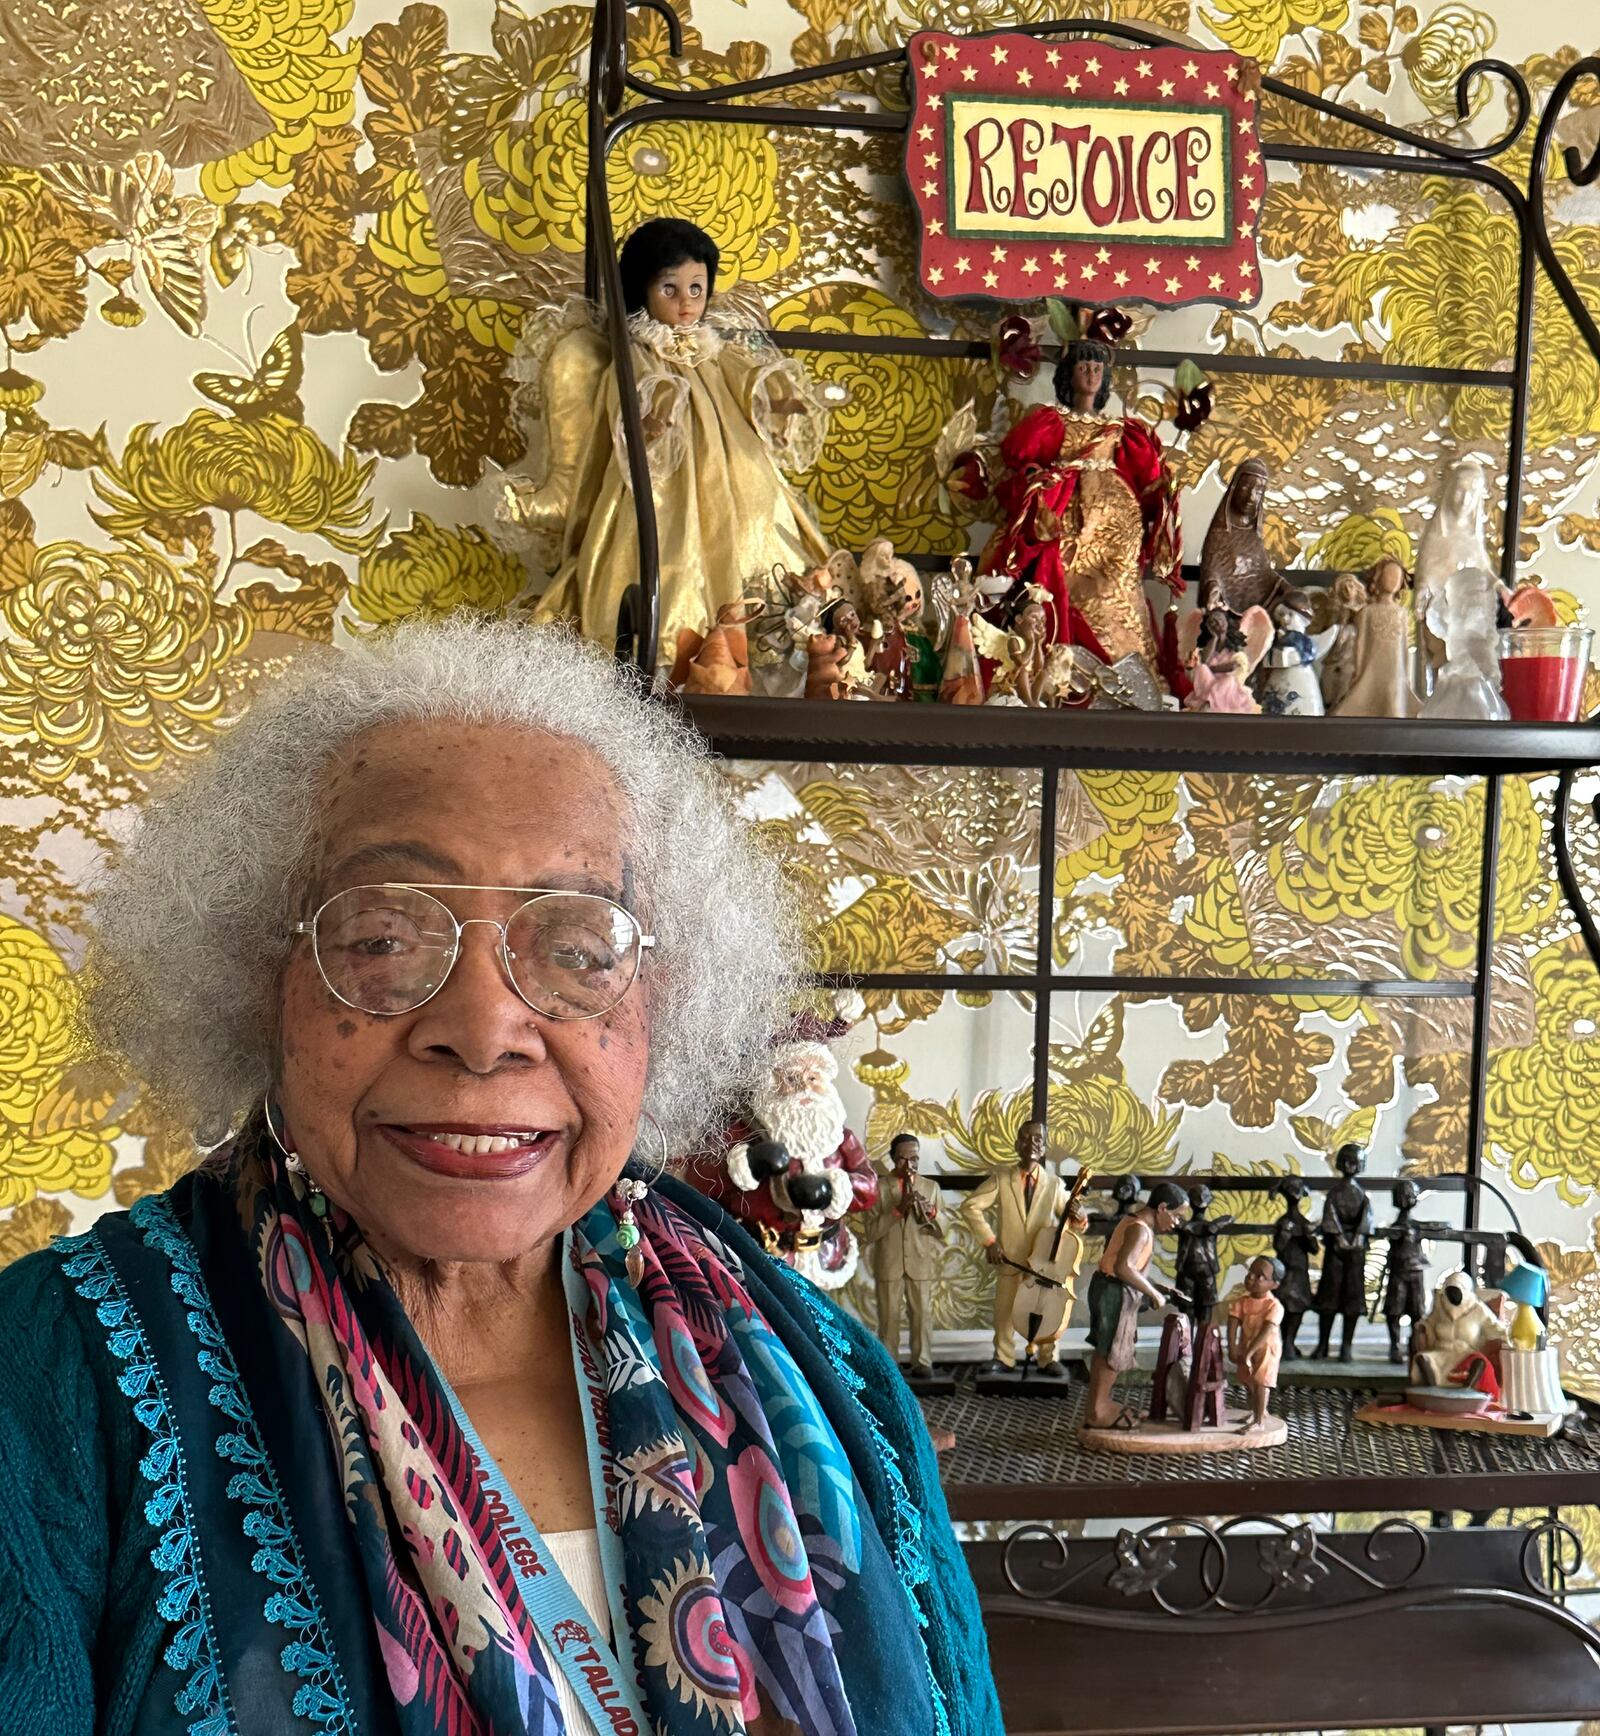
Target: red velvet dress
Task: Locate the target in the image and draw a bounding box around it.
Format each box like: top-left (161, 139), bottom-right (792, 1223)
top-left (980, 405), bottom-right (1184, 688)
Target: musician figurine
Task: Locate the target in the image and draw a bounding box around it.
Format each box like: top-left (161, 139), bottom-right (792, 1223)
top-left (1271, 1178), bottom-right (1319, 1359)
top-left (1173, 1183), bottom-right (1235, 1329)
top-left (862, 1133), bottom-right (944, 1379)
top-left (962, 1120), bottom-right (1077, 1378)
top-left (1084, 1180), bottom-right (1190, 1428)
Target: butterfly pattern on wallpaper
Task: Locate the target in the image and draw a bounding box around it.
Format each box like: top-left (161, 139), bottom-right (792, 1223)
top-left (194, 324), bottom-right (305, 421)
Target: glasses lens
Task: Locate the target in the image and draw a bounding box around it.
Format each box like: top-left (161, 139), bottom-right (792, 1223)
top-left (312, 886), bottom-right (456, 1014)
top-left (506, 894), bottom-right (642, 1018)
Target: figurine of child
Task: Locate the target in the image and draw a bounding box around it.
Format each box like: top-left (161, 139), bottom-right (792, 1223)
top-left (805, 598), bottom-right (874, 700)
top-left (1419, 564), bottom-right (1510, 720)
top-left (1227, 1255), bottom-right (1285, 1431)
top-left (505, 217), bottom-right (830, 657)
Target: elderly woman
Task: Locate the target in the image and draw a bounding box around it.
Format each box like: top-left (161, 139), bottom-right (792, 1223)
top-left (0, 620), bottom-right (999, 1736)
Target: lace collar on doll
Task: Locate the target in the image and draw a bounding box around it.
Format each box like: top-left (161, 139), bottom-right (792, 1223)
top-left (627, 309), bottom-right (723, 365)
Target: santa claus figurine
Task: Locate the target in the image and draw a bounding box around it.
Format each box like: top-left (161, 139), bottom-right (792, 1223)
top-left (687, 1008), bottom-right (878, 1289)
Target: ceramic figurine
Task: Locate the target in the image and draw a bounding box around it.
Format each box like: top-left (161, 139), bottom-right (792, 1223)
top-left (934, 556), bottom-right (986, 704)
top-left (1180, 604), bottom-right (1273, 713)
top-left (1259, 587), bottom-right (1338, 715)
top-left (1318, 571), bottom-right (1367, 711)
top-left (1199, 459), bottom-right (1284, 616)
top-left (1411, 1267), bottom-right (1504, 1387)
top-left (804, 598), bottom-right (875, 700)
top-left (959, 1121), bottom-right (1075, 1377)
top-left (863, 547), bottom-right (940, 702)
top-left (506, 217), bottom-right (830, 657)
top-left (1378, 1179), bottom-right (1433, 1364)
top-left (1174, 1183), bottom-right (1235, 1328)
top-left (975, 312), bottom-right (1182, 688)
top-left (975, 587), bottom-right (1072, 706)
top-left (1419, 563), bottom-right (1510, 720)
top-left (750, 561), bottom-right (836, 697)
top-left (1332, 557), bottom-right (1420, 718)
top-left (860, 1133), bottom-right (944, 1378)
top-left (1083, 1180), bottom-right (1190, 1428)
top-left (668, 596), bottom-right (759, 695)
top-left (1271, 1178), bottom-right (1318, 1359)
top-left (1313, 1142), bottom-right (1375, 1362)
top-left (1227, 1255), bottom-right (1285, 1432)
top-left (1414, 455), bottom-right (1493, 694)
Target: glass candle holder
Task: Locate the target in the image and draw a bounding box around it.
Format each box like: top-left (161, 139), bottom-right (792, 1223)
top-left (1498, 625), bottom-right (1593, 722)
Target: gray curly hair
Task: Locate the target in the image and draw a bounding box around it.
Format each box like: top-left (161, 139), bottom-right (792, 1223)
top-left (84, 617), bottom-right (799, 1152)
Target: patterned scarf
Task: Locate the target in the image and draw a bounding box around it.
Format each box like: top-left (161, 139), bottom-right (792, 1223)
top-left (238, 1141), bottom-right (864, 1736)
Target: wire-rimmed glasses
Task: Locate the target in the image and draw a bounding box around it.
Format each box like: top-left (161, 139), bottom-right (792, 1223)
top-left (292, 883), bottom-right (654, 1020)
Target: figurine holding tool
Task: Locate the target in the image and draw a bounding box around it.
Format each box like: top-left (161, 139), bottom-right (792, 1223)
top-left (1083, 1180), bottom-right (1190, 1428)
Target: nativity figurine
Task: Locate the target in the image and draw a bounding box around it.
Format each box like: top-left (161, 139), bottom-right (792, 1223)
top-left (1332, 557), bottom-right (1420, 718)
top-left (975, 319), bottom-right (1182, 690)
top-left (503, 216), bottom-right (830, 659)
top-left (1199, 459), bottom-right (1284, 617)
top-left (934, 555), bottom-right (986, 704)
top-left (1419, 563), bottom-right (1510, 720)
top-left (804, 597), bottom-right (875, 701)
top-left (863, 545), bottom-right (940, 702)
top-left (669, 596), bottom-right (759, 695)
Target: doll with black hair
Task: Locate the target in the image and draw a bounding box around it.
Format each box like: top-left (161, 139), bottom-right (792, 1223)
top-left (505, 216), bottom-right (832, 656)
top-left (976, 316), bottom-right (1183, 692)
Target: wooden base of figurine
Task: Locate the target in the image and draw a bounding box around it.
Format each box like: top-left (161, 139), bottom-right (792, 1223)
top-left (975, 1362), bottom-right (1075, 1398)
top-left (1355, 1400), bottom-right (1565, 1438)
top-left (1079, 1408), bottom-right (1287, 1454)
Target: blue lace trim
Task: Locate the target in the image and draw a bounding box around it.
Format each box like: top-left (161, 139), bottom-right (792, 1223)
top-left (128, 1194), bottom-right (358, 1733)
top-left (776, 1261), bottom-right (952, 1736)
top-left (57, 1228), bottom-right (237, 1736)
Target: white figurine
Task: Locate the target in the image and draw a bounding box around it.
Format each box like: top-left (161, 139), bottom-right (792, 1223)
top-left (1411, 1268), bottom-right (1505, 1387)
top-left (1259, 588), bottom-right (1338, 716)
top-left (1419, 563), bottom-right (1509, 720)
top-left (1318, 572), bottom-right (1367, 711)
top-left (1414, 456), bottom-right (1493, 695)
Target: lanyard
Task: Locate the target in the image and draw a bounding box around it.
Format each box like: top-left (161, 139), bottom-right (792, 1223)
top-left (436, 1229), bottom-right (650, 1736)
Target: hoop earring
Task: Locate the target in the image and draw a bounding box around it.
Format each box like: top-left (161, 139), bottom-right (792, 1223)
top-left (617, 1109), bottom-right (668, 1286)
top-left (263, 1090), bottom-right (329, 1219)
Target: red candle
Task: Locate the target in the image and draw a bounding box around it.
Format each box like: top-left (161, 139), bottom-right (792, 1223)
top-left (1498, 627), bottom-right (1593, 722)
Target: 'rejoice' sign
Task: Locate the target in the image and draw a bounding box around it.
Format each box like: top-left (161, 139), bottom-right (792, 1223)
top-left (904, 32), bottom-right (1263, 307)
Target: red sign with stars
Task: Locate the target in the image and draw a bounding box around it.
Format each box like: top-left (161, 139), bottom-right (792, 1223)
top-left (904, 32), bottom-right (1263, 307)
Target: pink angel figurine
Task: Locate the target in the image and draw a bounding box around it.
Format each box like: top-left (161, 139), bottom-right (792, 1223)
top-left (1178, 605), bottom-right (1273, 714)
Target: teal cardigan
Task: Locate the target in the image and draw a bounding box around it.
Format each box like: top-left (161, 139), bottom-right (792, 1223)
top-left (0, 1175), bottom-right (1002, 1736)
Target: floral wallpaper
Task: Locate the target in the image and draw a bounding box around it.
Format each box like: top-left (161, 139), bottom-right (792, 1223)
top-left (1, 0), bottom-right (1600, 1413)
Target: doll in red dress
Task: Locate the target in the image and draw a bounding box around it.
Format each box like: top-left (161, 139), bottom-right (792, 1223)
top-left (978, 325), bottom-right (1184, 691)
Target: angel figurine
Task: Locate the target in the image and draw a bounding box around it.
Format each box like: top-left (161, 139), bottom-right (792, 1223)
top-left (932, 555), bottom-right (988, 704)
top-left (974, 312), bottom-right (1183, 688)
top-left (1419, 564), bottom-right (1510, 720)
top-left (749, 557), bottom-right (848, 697)
top-left (1318, 571), bottom-right (1367, 711)
top-left (863, 545), bottom-right (940, 701)
top-left (974, 587), bottom-right (1071, 706)
top-left (1258, 588), bottom-right (1338, 716)
top-left (1333, 557), bottom-right (1420, 718)
top-left (1179, 605), bottom-right (1273, 713)
top-left (499, 217), bottom-right (831, 657)
top-left (1414, 456), bottom-right (1493, 695)
top-left (805, 598), bottom-right (876, 700)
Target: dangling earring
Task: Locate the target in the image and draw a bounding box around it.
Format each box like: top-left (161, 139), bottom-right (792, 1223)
top-left (263, 1090), bottom-right (329, 1219)
top-left (617, 1109), bottom-right (668, 1286)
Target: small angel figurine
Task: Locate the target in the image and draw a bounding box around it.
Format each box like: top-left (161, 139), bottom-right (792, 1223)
top-left (864, 549), bottom-right (940, 702)
top-left (933, 555), bottom-right (986, 704)
top-left (669, 597), bottom-right (760, 695)
top-left (1333, 557), bottom-right (1420, 718)
top-left (1318, 571), bottom-right (1367, 711)
top-left (1180, 605), bottom-right (1273, 713)
top-left (1419, 563), bottom-right (1510, 720)
top-left (975, 587), bottom-right (1070, 706)
top-left (749, 561), bottom-right (835, 698)
top-left (805, 598), bottom-right (875, 700)
top-left (1227, 1255), bottom-right (1285, 1432)
top-left (504, 217), bottom-right (831, 657)
top-left (1259, 587), bottom-right (1338, 716)
top-left (1414, 455), bottom-right (1493, 694)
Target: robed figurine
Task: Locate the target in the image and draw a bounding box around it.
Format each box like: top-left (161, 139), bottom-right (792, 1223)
top-left (977, 317), bottom-right (1182, 688)
top-left (501, 217), bottom-right (831, 656)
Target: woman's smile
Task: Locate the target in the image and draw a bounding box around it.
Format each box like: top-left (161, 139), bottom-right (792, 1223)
top-left (376, 1122), bottom-right (563, 1181)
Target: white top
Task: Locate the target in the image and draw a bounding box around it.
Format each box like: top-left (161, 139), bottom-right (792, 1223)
top-left (536, 1528), bottom-right (611, 1736)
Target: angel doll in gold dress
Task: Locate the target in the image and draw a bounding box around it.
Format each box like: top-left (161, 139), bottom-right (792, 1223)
top-left (497, 218), bottom-right (832, 655)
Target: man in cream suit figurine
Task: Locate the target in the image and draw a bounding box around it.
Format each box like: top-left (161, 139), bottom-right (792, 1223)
top-left (863, 1132), bottom-right (945, 1378)
top-left (962, 1119), bottom-right (1071, 1378)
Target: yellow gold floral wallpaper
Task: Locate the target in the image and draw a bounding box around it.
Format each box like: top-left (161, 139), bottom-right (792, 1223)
top-left (2, 0), bottom-right (1600, 1395)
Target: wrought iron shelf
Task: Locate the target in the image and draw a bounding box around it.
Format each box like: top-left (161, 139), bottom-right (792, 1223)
top-left (679, 695), bottom-right (1600, 775)
top-left (925, 1379), bottom-right (1600, 1521)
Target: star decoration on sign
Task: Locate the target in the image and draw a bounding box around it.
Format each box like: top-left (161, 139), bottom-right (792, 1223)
top-left (1114, 270), bottom-right (1129, 286)
top-left (1096, 246), bottom-right (1111, 262)
top-left (1045, 48), bottom-right (1060, 66)
top-left (929, 267), bottom-right (944, 284)
top-left (991, 244), bottom-right (1007, 262)
top-left (929, 219), bottom-right (944, 235)
top-left (961, 65), bottom-right (977, 81)
top-left (1113, 77), bottom-right (1129, 94)
top-left (1022, 257), bottom-right (1040, 275)
top-left (1136, 59), bottom-right (1153, 77)
top-left (1184, 254), bottom-right (1200, 271)
top-left (1205, 81), bottom-right (1219, 98)
top-left (1085, 56), bottom-right (1101, 74)
top-left (1054, 273), bottom-right (1068, 289)
top-left (918, 123), bottom-right (933, 141)
top-left (1145, 256), bottom-right (1161, 273)
top-left (1208, 272), bottom-right (1224, 290)
top-left (921, 180), bottom-right (937, 197)
top-left (955, 256), bottom-right (971, 273)
top-left (991, 44), bottom-right (1007, 62)
top-left (1164, 276), bottom-right (1181, 294)
top-left (1081, 262), bottom-right (1097, 279)
top-left (1158, 79), bottom-right (1175, 97)
top-left (1182, 59), bottom-right (1199, 77)
top-left (924, 152), bottom-right (938, 168)
top-left (1050, 248), bottom-right (1066, 264)
top-left (1064, 73), bottom-right (1081, 92)
top-left (983, 270), bottom-right (999, 288)
top-left (941, 42), bottom-right (959, 59)
top-left (1017, 67), bottom-right (1033, 86)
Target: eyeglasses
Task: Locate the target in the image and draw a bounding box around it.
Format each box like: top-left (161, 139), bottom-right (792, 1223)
top-left (292, 883), bottom-right (654, 1020)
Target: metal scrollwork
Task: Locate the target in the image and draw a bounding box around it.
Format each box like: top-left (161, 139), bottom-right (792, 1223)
top-left (1528, 57), bottom-right (1600, 365)
top-left (1550, 771), bottom-right (1600, 975)
top-left (1520, 1517), bottom-right (1586, 1598)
